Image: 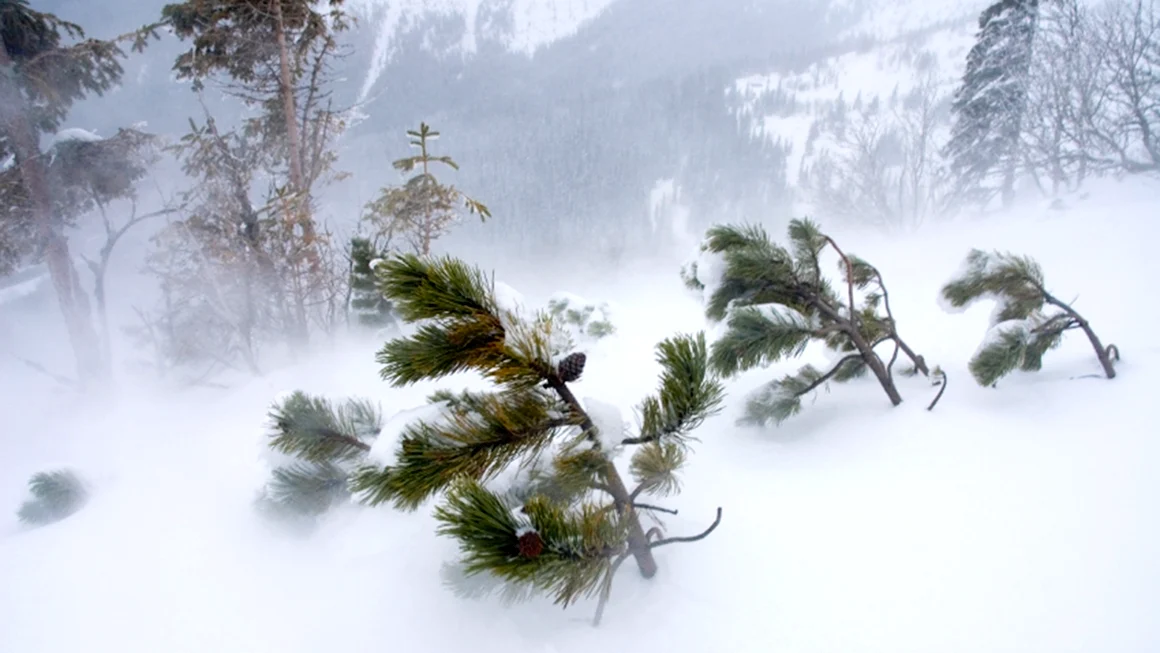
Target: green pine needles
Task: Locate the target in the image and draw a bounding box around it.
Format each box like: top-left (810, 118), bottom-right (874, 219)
top-left (17, 468), bottom-right (89, 526)
top-left (257, 391), bottom-right (382, 522)
top-left (683, 218), bottom-right (942, 427)
top-left (350, 252), bottom-right (725, 624)
top-left (940, 249), bottom-right (1119, 386)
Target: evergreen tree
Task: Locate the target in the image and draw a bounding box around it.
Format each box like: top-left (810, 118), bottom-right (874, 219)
top-left (257, 391), bottom-right (381, 522)
top-left (0, 1), bottom-right (161, 384)
top-left (940, 248), bottom-right (1118, 385)
top-left (162, 0), bottom-right (349, 259)
top-left (362, 123), bottom-right (491, 256)
top-left (347, 236), bottom-right (396, 330)
top-left (944, 0), bottom-right (1040, 208)
top-left (682, 219), bottom-right (943, 427)
top-left (17, 468), bottom-right (89, 526)
top-left (149, 0), bottom-right (351, 368)
top-left (349, 253), bottom-right (724, 624)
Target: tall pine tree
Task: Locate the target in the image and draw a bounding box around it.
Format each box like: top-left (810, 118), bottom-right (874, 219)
top-left (944, 0), bottom-right (1040, 208)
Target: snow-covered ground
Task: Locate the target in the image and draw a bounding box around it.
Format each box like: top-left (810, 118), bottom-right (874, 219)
top-left (2, 177), bottom-right (1159, 652)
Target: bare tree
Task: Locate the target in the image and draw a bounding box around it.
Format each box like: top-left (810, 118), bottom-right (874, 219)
top-left (1081, 0), bottom-right (1160, 174)
top-left (802, 75), bottom-right (952, 230)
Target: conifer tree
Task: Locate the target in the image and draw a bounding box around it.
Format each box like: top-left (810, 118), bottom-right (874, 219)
top-left (347, 237), bottom-right (396, 330)
top-left (0, 1), bottom-right (161, 384)
top-left (944, 0), bottom-right (1040, 208)
top-left (16, 468), bottom-right (89, 526)
top-left (940, 248), bottom-right (1118, 385)
top-left (162, 0), bottom-right (349, 256)
top-left (349, 253), bottom-right (724, 623)
top-left (683, 219), bottom-right (942, 427)
top-left (256, 391), bottom-right (381, 522)
top-left (362, 123), bottom-right (491, 256)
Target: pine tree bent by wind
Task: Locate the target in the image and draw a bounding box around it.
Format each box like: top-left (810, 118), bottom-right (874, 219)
top-left (256, 391), bottom-right (381, 523)
top-left (349, 253), bottom-right (725, 624)
top-left (682, 218), bottom-right (943, 427)
top-left (17, 468), bottom-right (89, 526)
top-left (940, 249), bottom-right (1118, 386)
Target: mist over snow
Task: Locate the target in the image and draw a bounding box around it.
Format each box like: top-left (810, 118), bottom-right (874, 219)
top-left (4, 175), bottom-right (1160, 652)
top-left (4, 0), bottom-right (1160, 651)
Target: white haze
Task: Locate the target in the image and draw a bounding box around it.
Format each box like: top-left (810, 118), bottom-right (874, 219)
top-left (3, 175), bottom-right (1160, 652)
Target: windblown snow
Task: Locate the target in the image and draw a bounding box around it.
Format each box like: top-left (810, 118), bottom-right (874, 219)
top-left (3, 176), bottom-right (1159, 653)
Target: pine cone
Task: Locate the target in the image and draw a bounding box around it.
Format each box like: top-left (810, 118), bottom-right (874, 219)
top-left (517, 530), bottom-right (544, 558)
top-left (557, 352), bottom-right (587, 382)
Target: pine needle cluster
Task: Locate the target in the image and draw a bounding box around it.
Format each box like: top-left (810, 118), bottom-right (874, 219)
top-left (257, 391), bottom-right (381, 523)
top-left (683, 218), bottom-right (941, 427)
top-left (349, 252), bottom-right (725, 622)
top-left (17, 469), bottom-right (89, 527)
top-left (940, 249), bottom-right (1119, 385)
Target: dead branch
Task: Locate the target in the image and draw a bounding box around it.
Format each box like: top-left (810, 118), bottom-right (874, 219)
top-left (648, 507), bottom-right (723, 550)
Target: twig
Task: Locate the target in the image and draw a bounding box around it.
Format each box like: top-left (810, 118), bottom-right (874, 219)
top-left (795, 354), bottom-right (863, 398)
top-left (823, 236), bottom-right (858, 327)
top-left (633, 503), bottom-right (679, 515)
top-left (867, 266), bottom-right (929, 377)
top-left (592, 552), bottom-right (631, 627)
top-left (926, 371), bottom-right (947, 411)
top-left (649, 507), bottom-right (723, 550)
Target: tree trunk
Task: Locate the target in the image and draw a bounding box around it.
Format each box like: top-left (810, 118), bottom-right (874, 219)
top-left (0, 42), bottom-right (104, 385)
top-left (1043, 293), bottom-right (1117, 379)
top-left (271, 0), bottom-right (319, 258)
top-left (851, 330), bottom-right (904, 406)
top-left (549, 377), bottom-right (658, 578)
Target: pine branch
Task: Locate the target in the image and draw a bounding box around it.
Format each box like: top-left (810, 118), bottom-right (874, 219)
top-left (267, 391), bottom-right (377, 464)
top-left (940, 249), bottom-right (1047, 323)
top-left (628, 439), bottom-right (687, 498)
top-left (17, 469), bottom-right (89, 526)
top-left (739, 355), bottom-right (859, 427)
top-left (434, 480), bottom-right (626, 608)
top-left (374, 254), bottom-right (552, 388)
top-left (264, 461), bottom-right (350, 516)
top-left (708, 305), bottom-right (816, 377)
top-left (350, 388), bottom-right (564, 510)
top-left (622, 333), bottom-right (725, 446)
top-left (648, 507), bottom-right (723, 550)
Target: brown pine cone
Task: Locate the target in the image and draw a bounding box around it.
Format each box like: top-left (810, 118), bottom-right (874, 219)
top-left (517, 530), bottom-right (544, 558)
top-left (557, 352), bottom-right (587, 382)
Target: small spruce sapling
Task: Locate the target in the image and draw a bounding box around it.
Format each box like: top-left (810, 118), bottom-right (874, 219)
top-left (682, 219), bottom-right (942, 427)
top-left (350, 253), bottom-right (725, 624)
top-left (348, 236), bottom-right (397, 330)
top-left (940, 249), bottom-right (1119, 386)
top-left (17, 469), bottom-right (89, 526)
top-left (257, 391), bottom-right (382, 522)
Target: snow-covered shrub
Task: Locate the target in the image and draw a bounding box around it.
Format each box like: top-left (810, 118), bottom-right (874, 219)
top-left (545, 292), bottom-right (615, 354)
top-left (940, 249), bottom-right (1119, 386)
top-left (684, 219), bottom-right (943, 427)
top-left (350, 253), bottom-right (725, 624)
top-left (16, 468), bottom-right (89, 527)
